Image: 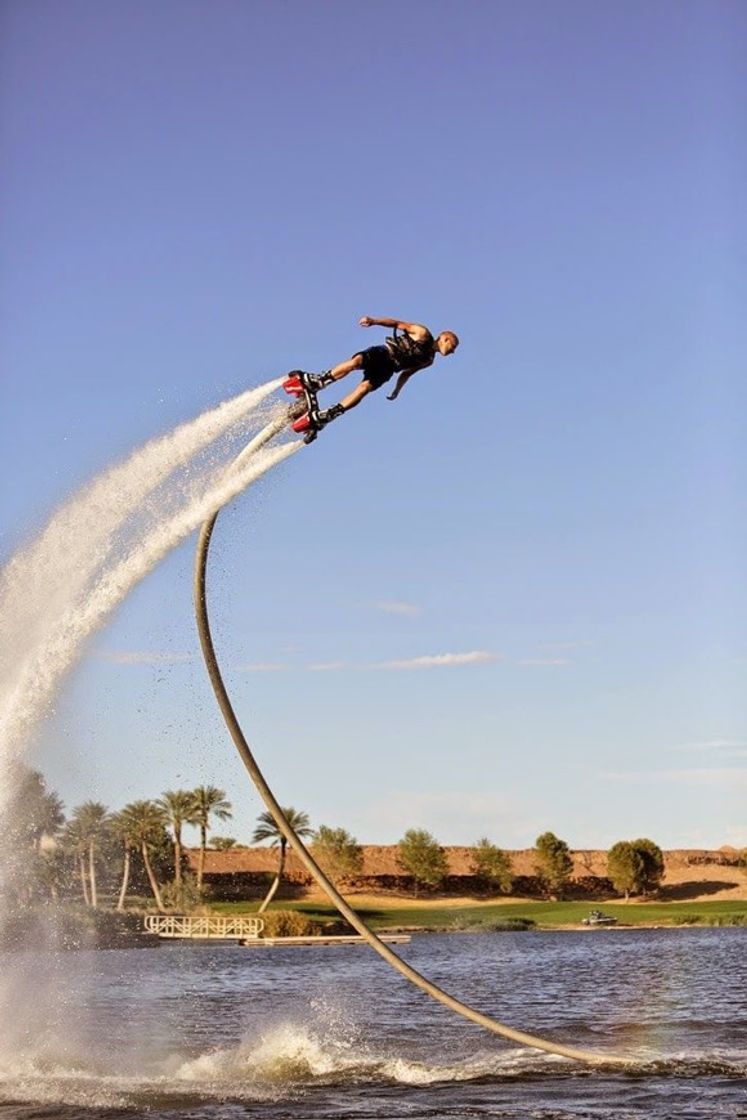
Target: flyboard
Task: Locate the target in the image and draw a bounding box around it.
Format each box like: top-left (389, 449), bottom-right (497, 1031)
top-left (282, 370), bottom-right (327, 443)
top-left (226, 370), bottom-right (330, 474)
top-left (192, 378), bottom-right (631, 1069)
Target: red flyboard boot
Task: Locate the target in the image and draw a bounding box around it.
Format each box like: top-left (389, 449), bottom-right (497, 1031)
top-left (293, 403), bottom-right (344, 439)
top-left (292, 413), bottom-right (313, 434)
top-left (283, 371), bottom-right (305, 398)
top-left (291, 412), bottom-right (319, 444)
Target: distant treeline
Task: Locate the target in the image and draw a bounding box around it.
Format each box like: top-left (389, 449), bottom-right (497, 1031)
top-left (5, 765), bottom-right (746, 919)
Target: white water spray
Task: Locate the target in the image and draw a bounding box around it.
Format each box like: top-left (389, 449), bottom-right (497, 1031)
top-left (0, 380), bottom-right (295, 799)
top-left (0, 438), bottom-right (298, 761)
top-left (0, 379), bottom-right (280, 699)
top-left (0, 380), bottom-right (297, 1079)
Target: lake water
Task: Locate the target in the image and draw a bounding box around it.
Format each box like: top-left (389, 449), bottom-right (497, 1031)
top-left (0, 927), bottom-right (744, 1119)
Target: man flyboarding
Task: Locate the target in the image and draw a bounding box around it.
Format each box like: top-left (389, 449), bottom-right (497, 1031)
top-left (283, 316), bottom-right (459, 441)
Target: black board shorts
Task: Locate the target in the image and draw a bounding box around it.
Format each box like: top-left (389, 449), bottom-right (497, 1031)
top-left (353, 345), bottom-right (397, 391)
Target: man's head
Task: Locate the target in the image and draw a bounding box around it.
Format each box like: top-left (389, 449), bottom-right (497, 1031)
top-left (436, 330), bottom-right (459, 356)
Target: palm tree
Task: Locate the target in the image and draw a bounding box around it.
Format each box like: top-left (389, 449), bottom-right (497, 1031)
top-left (63, 818), bottom-right (91, 905)
top-left (70, 801), bottom-right (110, 908)
top-left (192, 786), bottom-right (232, 894)
top-left (111, 810), bottom-right (138, 912)
top-left (36, 791), bottom-right (66, 848)
top-left (117, 800), bottom-right (168, 912)
top-left (252, 807), bottom-right (313, 913)
top-left (157, 789), bottom-right (198, 889)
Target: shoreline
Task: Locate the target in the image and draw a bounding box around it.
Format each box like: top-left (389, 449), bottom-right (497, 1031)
top-left (211, 894), bottom-right (747, 935)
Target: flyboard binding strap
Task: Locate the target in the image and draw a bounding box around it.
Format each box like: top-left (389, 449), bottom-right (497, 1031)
top-left (283, 371), bottom-right (322, 444)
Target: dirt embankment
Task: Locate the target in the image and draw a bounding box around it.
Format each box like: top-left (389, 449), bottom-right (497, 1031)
top-left (187, 845), bottom-right (746, 903)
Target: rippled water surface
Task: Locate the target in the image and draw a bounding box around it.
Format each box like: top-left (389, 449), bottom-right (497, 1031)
top-left (0, 927), bottom-right (745, 1119)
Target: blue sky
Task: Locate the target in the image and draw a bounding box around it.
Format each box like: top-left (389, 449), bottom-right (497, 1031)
top-left (2, 0), bottom-right (745, 850)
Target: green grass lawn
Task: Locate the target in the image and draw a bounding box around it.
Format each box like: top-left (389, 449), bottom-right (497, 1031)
top-left (210, 897), bottom-right (747, 929)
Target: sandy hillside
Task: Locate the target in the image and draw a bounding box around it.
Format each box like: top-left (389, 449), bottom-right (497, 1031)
top-left (191, 845), bottom-right (746, 902)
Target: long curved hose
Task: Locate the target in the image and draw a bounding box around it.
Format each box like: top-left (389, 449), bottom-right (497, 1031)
top-left (193, 434), bottom-right (630, 1069)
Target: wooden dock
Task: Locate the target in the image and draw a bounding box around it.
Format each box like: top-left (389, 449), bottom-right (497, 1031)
top-left (144, 915), bottom-right (264, 940)
top-left (142, 915), bottom-right (411, 948)
top-left (243, 933), bottom-right (412, 948)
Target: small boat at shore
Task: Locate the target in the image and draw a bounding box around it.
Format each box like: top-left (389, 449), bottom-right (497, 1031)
top-left (581, 909), bottom-right (618, 926)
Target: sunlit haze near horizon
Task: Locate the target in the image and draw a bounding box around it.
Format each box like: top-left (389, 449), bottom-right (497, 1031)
top-left (1, 0), bottom-right (745, 851)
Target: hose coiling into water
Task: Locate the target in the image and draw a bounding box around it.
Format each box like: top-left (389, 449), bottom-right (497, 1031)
top-left (193, 437), bottom-right (631, 1068)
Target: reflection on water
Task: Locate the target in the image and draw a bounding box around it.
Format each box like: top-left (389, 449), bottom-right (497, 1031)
top-left (0, 927), bottom-right (745, 1119)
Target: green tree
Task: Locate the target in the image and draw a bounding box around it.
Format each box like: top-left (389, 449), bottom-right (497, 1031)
top-left (211, 836), bottom-right (238, 850)
top-left (631, 838), bottom-right (664, 895)
top-left (607, 841), bottom-right (646, 900)
top-left (397, 829), bottom-right (448, 895)
top-left (534, 831), bottom-right (574, 899)
top-left (311, 825), bottom-right (363, 885)
top-left (32, 848), bottom-right (68, 903)
top-left (192, 786), bottom-right (233, 894)
top-left (470, 838), bottom-right (514, 894)
top-left (252, 807), bottom-right (313, 912)
top-left (12, 768), bottom-right (66, 851)
top-left (117, 800), bottom-right (169, 912)
top-left (157, 789), bottom-right (199, 889)
top-left (69, 801), bottom-right (110, 908)
top-left (5, 766), bottom-right (66, 906)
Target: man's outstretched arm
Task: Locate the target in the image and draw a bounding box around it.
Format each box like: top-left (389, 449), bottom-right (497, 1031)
top-left (360, 315), bottom-right (429, 339)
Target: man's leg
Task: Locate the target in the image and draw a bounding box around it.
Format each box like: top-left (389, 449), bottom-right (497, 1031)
top-left (328, 354), bottom-right (364, 382)
top-left (339, 380), bottom-right (372, 410)
top-left (302, 354), bottom-right (363, 392)
top-left (316, 380), bottom-right (372, 426)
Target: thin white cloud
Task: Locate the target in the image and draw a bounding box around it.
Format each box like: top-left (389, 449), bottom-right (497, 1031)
top-left (372, 600), bottom-right (422, 617)
top-left (374, 650), bottom-right (501, 670)
top-left (235, 651), bottom-right (502, 673)
top-left (98, 650), bottom-right (192, 666)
